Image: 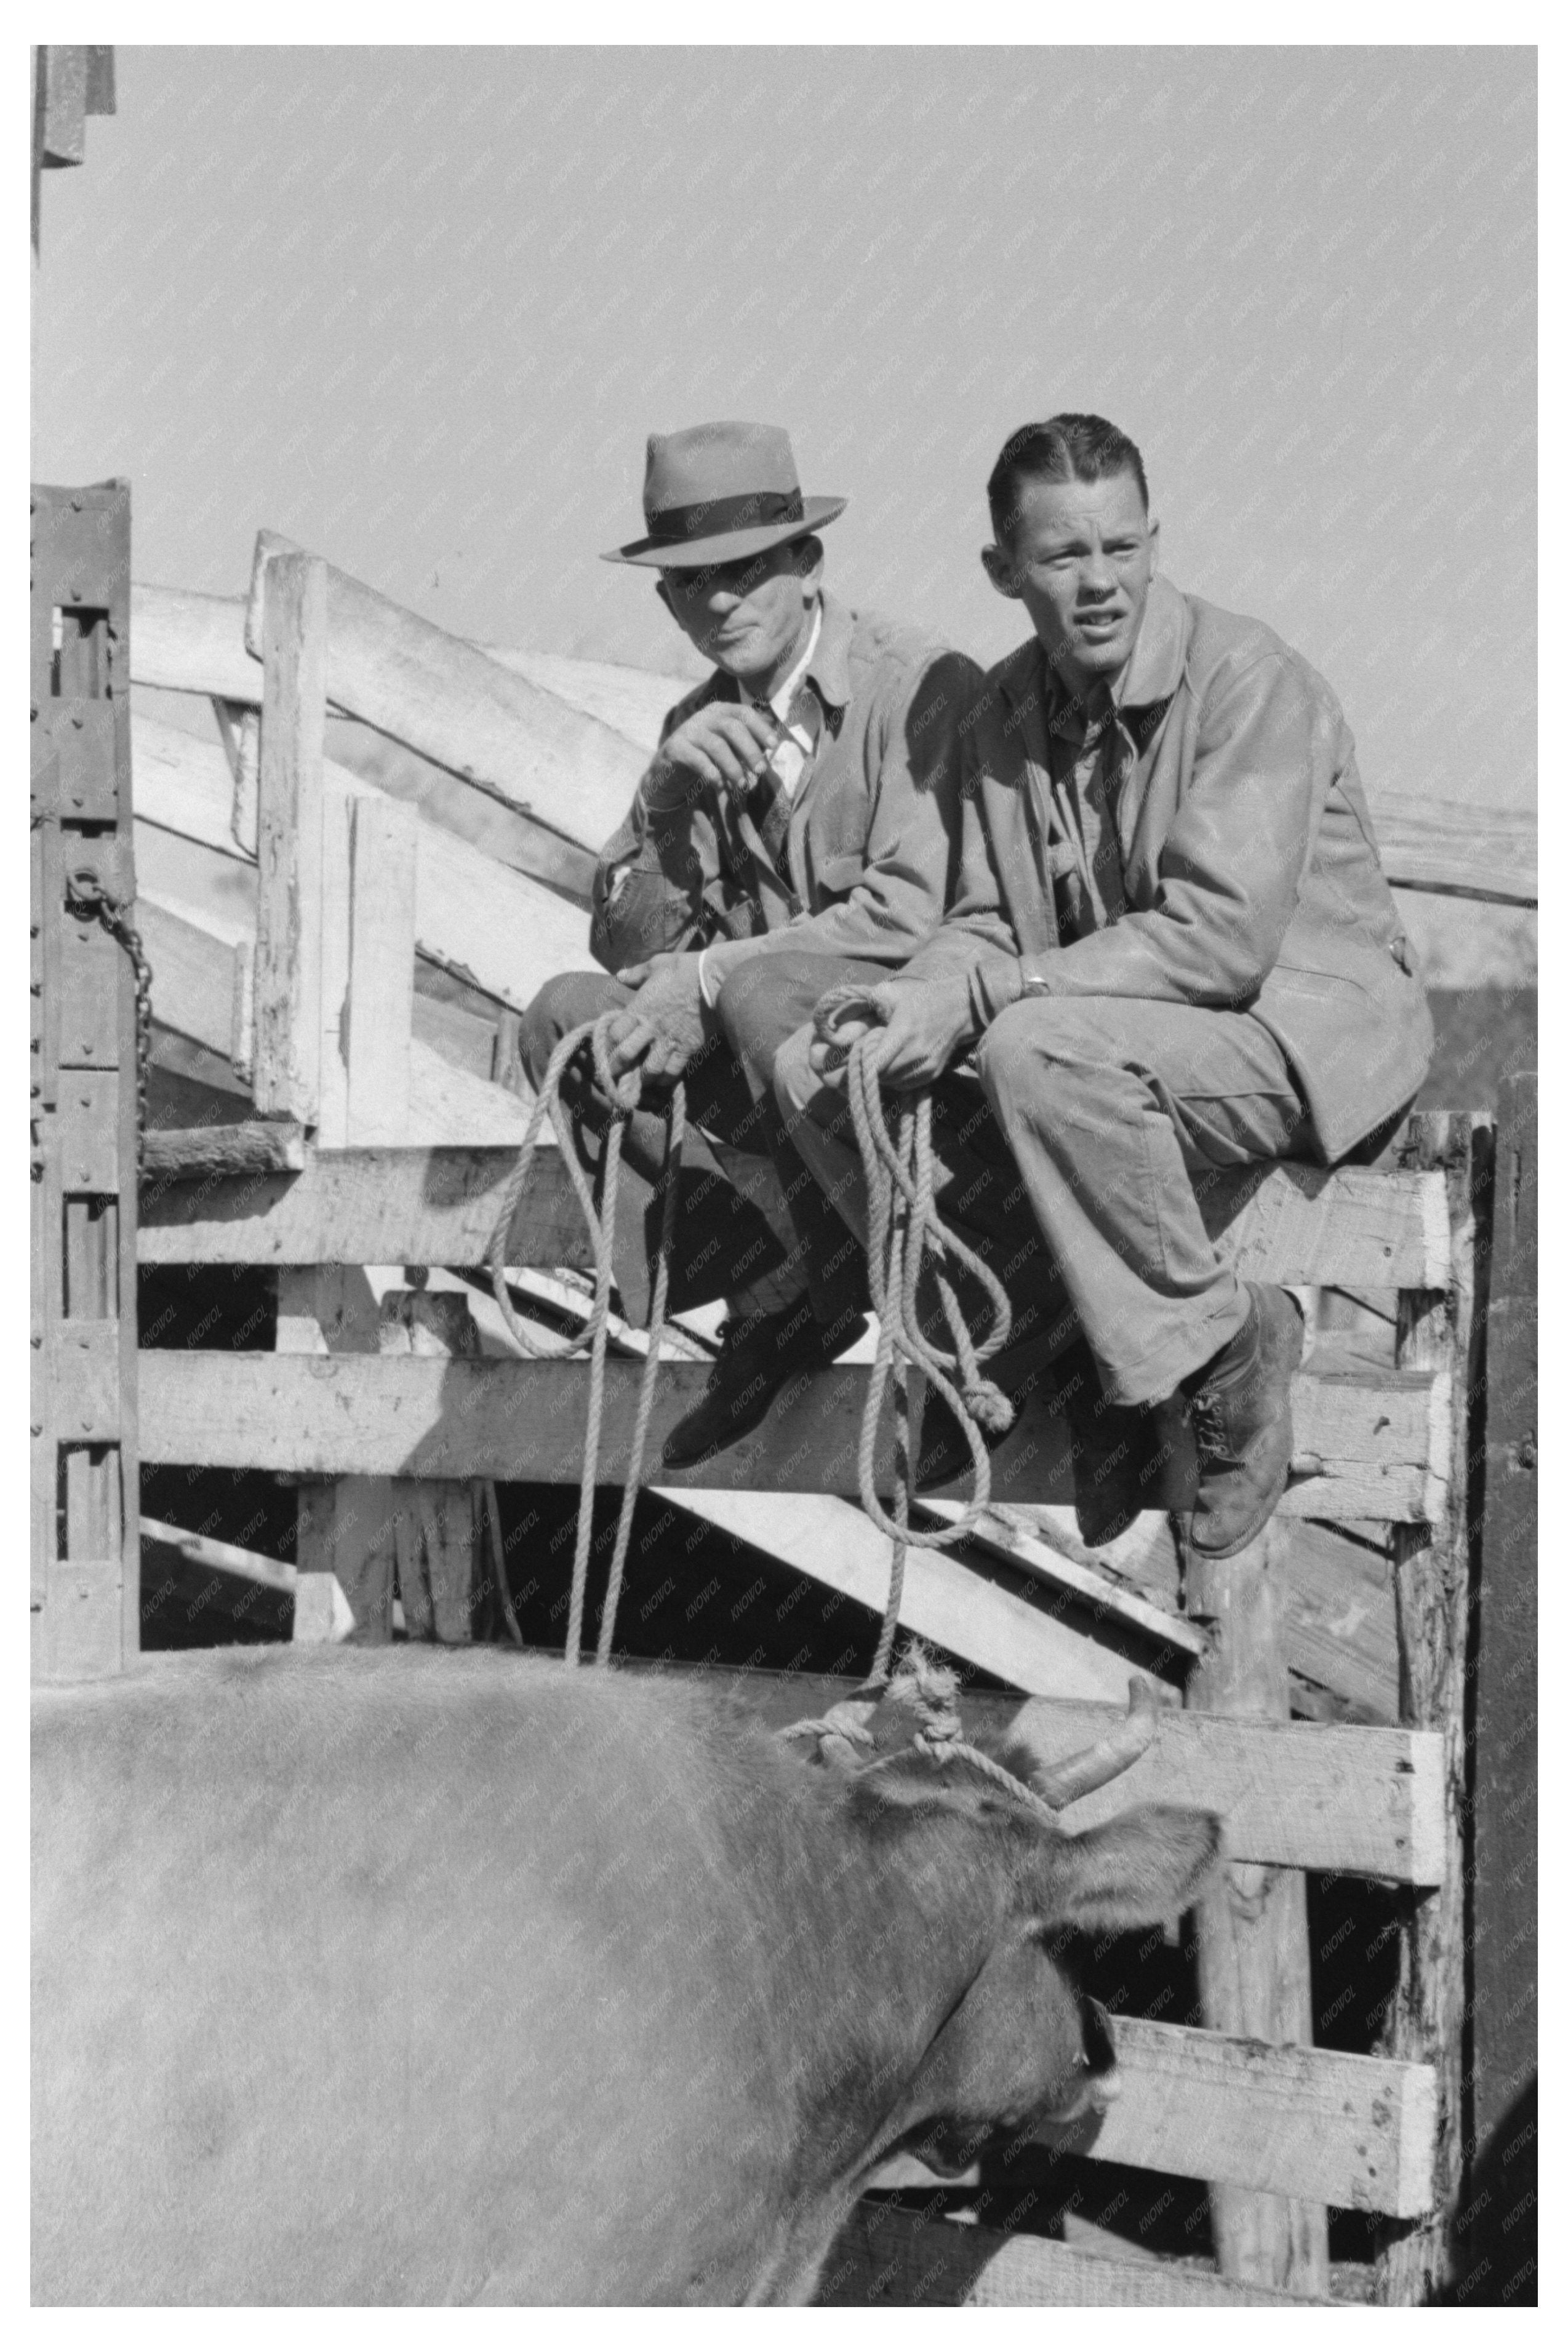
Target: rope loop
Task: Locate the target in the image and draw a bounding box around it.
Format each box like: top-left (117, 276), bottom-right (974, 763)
top-left (811, 987), bottom-right (1017, 1682)
top-left (486, 1014), bottom-right (684, 1668)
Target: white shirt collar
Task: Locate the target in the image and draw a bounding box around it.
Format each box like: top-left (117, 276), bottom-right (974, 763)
top-left (740, 600), bottom-right (822, 727)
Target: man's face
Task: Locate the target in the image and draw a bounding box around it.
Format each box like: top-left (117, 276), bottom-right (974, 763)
top-left (656, 538), bottom-right (822, 691)
top-left (983, 471), bottom-right (1158, 699)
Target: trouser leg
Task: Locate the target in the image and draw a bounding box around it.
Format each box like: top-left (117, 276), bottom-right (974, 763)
top-left (974, 994), bottom-right (1314, 1405)
top-left (518, 969), bottom-right (801, 1323)
top-left (771, 1023), bottom-right (1079, 1359)
top-left (714, 949), bottom-right (891, 1334)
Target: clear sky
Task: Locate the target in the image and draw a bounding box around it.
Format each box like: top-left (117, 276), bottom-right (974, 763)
top-left (32, 44), bottom-right (1535, 815)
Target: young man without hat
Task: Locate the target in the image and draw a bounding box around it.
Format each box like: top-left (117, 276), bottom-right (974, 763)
top-left (773, 414), bottom-right (1434, 1558)
top-left (521, 420), bottom-right (978, 1468)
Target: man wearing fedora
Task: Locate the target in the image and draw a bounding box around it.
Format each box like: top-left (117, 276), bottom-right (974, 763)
top-left (521, 420), bottom-right (978, 1468)
top-left (772, 413), bottom-right (1433, 1558)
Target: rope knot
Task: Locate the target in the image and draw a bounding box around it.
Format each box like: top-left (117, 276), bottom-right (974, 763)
top-left (961, 1380), bottom-right (1015, 1438)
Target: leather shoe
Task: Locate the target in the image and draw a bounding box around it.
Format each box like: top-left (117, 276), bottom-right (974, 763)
top-left (1180, 1282), bottom-right (1305, 1559)
top-left (662, 1302), bottom-right (870, 1470)
top-left (1052, 1344), bottom-right (1188, 1547)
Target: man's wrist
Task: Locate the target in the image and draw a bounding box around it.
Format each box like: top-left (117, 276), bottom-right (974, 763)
top-left (641, 755), bottom-right (697, 812)
top-left (697, 937), bottom-right (749, 1007)
top-left (968, 955), bottom-right (1026, 1031)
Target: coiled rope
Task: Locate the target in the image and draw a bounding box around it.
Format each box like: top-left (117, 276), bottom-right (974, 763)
top-left (812, 986), bottom-right (1017, 1684)
top-left (486, 1015), bottom-right (684, 1668)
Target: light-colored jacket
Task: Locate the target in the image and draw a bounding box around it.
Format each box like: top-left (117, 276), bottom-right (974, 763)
top-left (590, 590), bottom-right (980, 975)
top-left (916, 576), bottom-right (1433, 1162)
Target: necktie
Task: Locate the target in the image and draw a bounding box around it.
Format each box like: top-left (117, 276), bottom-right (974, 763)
top-left (745, 681), bottom-right (818, 896)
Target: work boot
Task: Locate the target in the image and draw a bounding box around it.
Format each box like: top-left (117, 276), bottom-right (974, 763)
top-left (661, 1302), bottom-right (870, 1470)
top-left (1180, 1282), bottom-right (1305, 1559)
top-left (1053, 1343), bottom-right (1188, 1547)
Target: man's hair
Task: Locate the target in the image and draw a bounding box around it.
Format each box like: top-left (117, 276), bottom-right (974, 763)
top-left (986, 414), bottom-right (1150, 544)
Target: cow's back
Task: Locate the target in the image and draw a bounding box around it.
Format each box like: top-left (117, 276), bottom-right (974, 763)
top-left (32, 1649), bottom-right (812, 2303)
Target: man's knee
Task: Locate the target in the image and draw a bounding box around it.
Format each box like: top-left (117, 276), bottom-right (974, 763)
top-left (718, 950), bottom-right (847, 1077)
top-left (771, 1022), bottom-right (823, 1125)
top-left (519, 969), bottom-right (625, 1089)
top-left (975, 996), bottom-right (1119, 1114)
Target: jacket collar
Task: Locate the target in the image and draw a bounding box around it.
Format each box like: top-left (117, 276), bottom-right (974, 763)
top-left (997, 573), bottom-right (1191, 723)
top-left (802, 588), bottom-right (854, 713)
top-left (706, 588), bottom-right (853, 721)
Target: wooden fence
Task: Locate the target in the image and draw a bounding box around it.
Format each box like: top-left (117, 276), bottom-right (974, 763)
top-left (34, 508), bottom-right (1537, 2306)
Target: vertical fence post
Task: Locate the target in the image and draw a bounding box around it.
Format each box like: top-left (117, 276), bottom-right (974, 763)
top-left (345, 793), bottom-right (417, 1146)
top-left (253, 551), bottom-right (326, 1121)
top-left (1184, 1516), bottom-right (1331, 2295)
top-left (1374, 1112), bottom-right (1483, 2305)
top-left (1462, 1070), bottom-right (1536, 2294)
top-left (30, 480), bottom-right (140, 1680)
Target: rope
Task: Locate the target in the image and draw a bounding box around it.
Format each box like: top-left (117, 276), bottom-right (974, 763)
top-left (486, 1014), bottom-right (684, 1668)
top-left (780, 1642), bottom-right (1066, 1825)
top-left (812, 987), bottom-right (1016, 1683)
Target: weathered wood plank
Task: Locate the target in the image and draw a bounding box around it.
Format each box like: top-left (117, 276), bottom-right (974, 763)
top-left (246, 532), bottom-right (646, 854)
top-left (135, 890), bottom-right (530, 1145)
top-left (1042, 2018), bottom-right (1434, 2217)
top-left (654, 1489), bottom-right (1142, 1701)
top-left (139, 1514), bottom-right (298, 1594)
top-left (818, 2204), bottom-right (1333, 2306)
top-left (1018, 1698), bottom-right (1441, 1884)
top-left (132, 581), bottom-right (688, 753)
top-left (1375, 1114), bottom-right (1482, 2305)
top-left (1468, 1073), bottom-right (1536, 2234)
top-left (1186, 1518), bottom-right (1330, 2292)
top-left (253, 553), bottom-right (327, 1119)
top-left (344, 795), bottom-right (417, 1147)
top-left (138, 1351), bottom-right (1441, 1526)
top-left (1198, 1159), bottom-right (1450, 1289)
top-left (134, 1138), bottom-right (1451, 1293)
top-left (136, 1139), bottom-right (566, 1261)
top-left (918, 1498), bottom-right (1203, 1658)
top-left (134, 894), bottom-right (241, 1057)
top-left (131, 713), bottom-right (591, 1010)
top-left (681, 1663), bottom-right (1443, 1882)
top-left (132, 585), bottom-right (265, 703)
top-left (140, 1123), bottom-right (307, 1180)
top-left (1374, 790), bottom-right (1536, 908)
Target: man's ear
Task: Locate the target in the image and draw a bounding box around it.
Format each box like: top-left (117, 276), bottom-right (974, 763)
top-left (792, 534), bottom-right (826, 594)
top-left (1147, 518), bottom-right (1161, 575)
top-left (654, 578), bottom-right (675, 623)
top-left (981, 543), bottom-right (1021, 601)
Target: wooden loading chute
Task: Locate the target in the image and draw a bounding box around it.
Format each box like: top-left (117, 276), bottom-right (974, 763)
top-left (36, 502), bottom-right (1537, 2305)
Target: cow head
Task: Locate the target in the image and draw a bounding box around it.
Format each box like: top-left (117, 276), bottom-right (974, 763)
top-left (842, 1686), bottom-right (1222, 2178)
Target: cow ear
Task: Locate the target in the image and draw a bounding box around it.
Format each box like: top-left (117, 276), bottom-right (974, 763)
top-left (1032, 1805), bottom-right (1223, 1935)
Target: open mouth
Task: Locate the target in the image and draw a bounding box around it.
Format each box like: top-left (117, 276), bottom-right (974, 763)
top-left (1076, 613), bottom-right (1123, 638)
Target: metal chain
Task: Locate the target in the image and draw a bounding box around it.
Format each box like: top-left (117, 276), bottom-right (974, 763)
top-left (65, 866), bottom-right (153, 1175)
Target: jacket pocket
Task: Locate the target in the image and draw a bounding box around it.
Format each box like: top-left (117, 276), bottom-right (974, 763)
top-left (596, 867), bottom-right (701, 959)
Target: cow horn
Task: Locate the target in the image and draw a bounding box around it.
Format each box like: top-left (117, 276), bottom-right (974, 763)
top-left (1020, 1678), bottom-right (1159, 1810)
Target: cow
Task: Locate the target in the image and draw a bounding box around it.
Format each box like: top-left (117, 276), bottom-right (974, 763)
top-left (32, 1645), bottom-right (1219, 2305)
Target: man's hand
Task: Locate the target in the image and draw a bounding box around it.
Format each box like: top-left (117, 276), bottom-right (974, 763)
top-left (646, 703), bottom-right (783, 801)
top-left (809, 971), bottom-right (978, 1092)
top-left (606, 952), bottom-right (711, 1081)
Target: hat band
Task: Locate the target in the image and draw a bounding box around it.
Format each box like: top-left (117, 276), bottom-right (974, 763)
top-left (644, 487), bottom-right (805, 546)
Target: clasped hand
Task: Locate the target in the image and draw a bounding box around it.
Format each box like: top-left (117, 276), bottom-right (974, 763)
top-left (606, 952), bottom-right (711, 1082)
top-left (807, 970), bottom-right (976, 1092)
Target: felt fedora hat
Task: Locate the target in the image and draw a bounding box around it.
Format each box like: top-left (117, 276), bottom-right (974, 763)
top-left (602, 420), bottom-right (847, 568)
